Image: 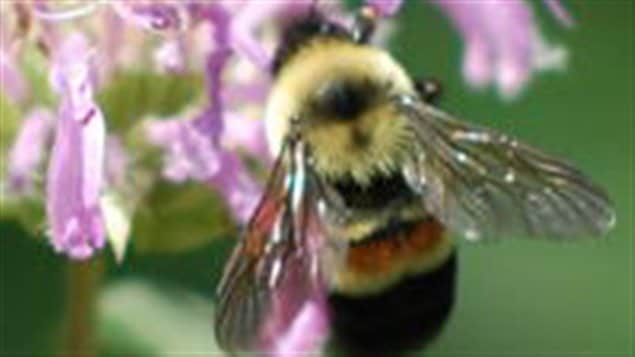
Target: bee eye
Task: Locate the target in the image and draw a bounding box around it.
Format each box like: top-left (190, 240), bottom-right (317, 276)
top-left (318, 82), bottom-right (369, 120)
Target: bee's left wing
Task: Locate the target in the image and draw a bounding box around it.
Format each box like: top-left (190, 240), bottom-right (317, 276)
top-left (214, 137), bottom-right (324, 352)
top-left (396, 95), bottom-right (615, 241)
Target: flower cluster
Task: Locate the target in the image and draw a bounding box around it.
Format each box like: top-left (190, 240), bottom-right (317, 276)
top-left (0, 0), bottom-right (574, 352)
top-left (1, 0), bottom-right (574, 258)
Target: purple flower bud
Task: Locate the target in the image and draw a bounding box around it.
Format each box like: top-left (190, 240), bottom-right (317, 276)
top-left (47, 103), bottom-right (107, 260)
top-left (227, 1), bottom-right (284, 70)
top-left (0, 48), bottom-right (29, 104)
top-left (46, 33), bottom-right (106, 260)
top-left (268, 297), bottom-right (330, 356)
top-left (6, 108), bottom-right (54, 195)
top-left (257, 252), bottom-right (330, 355)
top-left (144, 116), bottom-right (221, 183)
top-left (111, 2), bottom-right (189, 32)
top-left (434, 0), bottom-right (569, 99)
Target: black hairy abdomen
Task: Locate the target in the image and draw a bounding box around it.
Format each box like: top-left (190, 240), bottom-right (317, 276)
top-left (328, 252), bottom-right (457, 356)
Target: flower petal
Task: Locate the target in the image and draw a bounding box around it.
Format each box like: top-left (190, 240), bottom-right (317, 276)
top-left (271, 297), bottom-right (330, 356)
top-left (153, 38), bottom-right (187, 74)
top-left (47, 101), bottom-right (106, 260)
top-left (433, 0), bottom-right (569, 99)
top-left (258, 255), bottom-right (329, 355)
top-left (222, 113), bottom-right (269, 159)
top-left (462, 36), bottom-right (494, 88)
top-left (227, 1), bottom-right (283, 70)
top-left (207, 151), bottom-right (260, 223)
top-left (0, 48), bottom-right (29, 104)
top-left (144, 116), bottom-right (221, 183)
top-left (46, 33), bottom-right (106, 260)
top-left (111, 1), bottom-right (189, 32)
top-left (6, 108), bottom-right (54, 195)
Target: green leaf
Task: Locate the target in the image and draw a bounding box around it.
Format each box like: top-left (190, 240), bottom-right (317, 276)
top-left (0, 196), bottom-right (47, 238)
top-left (0, 92), bottom-right (47, 239)
top-left (97, 72), bottom-right (204, 133)
top-left (130, 180), bottom-right (235, 254)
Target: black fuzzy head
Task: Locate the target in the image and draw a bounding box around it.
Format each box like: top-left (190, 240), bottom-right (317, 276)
top-left (271, 11), bottom-right (352, 75)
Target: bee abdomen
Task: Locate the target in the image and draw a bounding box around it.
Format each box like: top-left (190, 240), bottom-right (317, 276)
top-left (328, 251), bottom-right (457, 356)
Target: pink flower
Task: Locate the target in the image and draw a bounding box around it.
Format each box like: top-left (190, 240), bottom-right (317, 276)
top-left (46, 33), bottom-right (107, 260)
top-left (6, 108), bottom-right (54, 195)
top-left (268, 297), bottom-right (330, 356)
top-left (0, 48), bottom-right (29, 104)
top-left (145, 3), bottom-right (264, 223)
top-left (0, 12), bottom-right (29, 104)
top-left (222, 113), bottom-right (269, 159)
top-left (434, 0), bottom-right (572, 99)
top-left (207, 151), bottom-right (261, 223)
top-left (144, 116), bottom-right (221, 183)
top-left (257, 253), bottom-right (330, 356)
top-left (110, 1), bottom-right (189, 32)
top-left (226, 0), bottom-right (317, 70)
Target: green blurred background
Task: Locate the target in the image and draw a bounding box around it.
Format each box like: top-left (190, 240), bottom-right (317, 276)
top-left (1, 1), bottom-right (632, 356)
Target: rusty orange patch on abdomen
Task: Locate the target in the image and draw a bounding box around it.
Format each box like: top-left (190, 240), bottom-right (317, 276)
top-left (346, 218), bottom-right (444, 274)
top-left (333, 218), bottom-right (452, 295)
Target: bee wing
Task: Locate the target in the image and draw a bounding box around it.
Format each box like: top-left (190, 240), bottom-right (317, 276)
top-left (214, 137), bottom-right (324, 351)
top-left (396, 95), bottom-right (615, 241)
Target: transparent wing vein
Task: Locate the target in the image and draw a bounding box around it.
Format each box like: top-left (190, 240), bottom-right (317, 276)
top-left (397, 96), bottom-right (615, 241)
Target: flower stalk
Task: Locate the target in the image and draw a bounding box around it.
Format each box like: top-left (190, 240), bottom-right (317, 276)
top-left (62, 258), bottom-right (104, 357)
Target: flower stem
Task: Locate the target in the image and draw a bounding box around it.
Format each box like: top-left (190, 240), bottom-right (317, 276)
top-left (62, 257), bottom-right (104, 357)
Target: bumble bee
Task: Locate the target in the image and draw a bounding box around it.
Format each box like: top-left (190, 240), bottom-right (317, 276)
top-left (214, 5), bottom-right (616, 355)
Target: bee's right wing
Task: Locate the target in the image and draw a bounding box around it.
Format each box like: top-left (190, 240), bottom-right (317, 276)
top-left (396, 95), bottom-right (615, 242)
top-left (214, 137), bottom-right (324, 352)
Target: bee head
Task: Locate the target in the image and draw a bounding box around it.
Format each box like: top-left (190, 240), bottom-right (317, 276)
top-left (272, 10), bottom-right (351, 75)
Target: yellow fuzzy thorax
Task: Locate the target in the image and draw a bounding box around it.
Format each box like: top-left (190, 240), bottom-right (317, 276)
top-left (265, 37), bottom-right (417, 184)
top-left (305, 104), bottom-right (413, 184)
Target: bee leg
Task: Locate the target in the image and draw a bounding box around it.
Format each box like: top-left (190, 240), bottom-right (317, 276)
top-left (352, 6), bottom-right (378, 43)
top-left (415, 78), bottom-right (443, 104)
